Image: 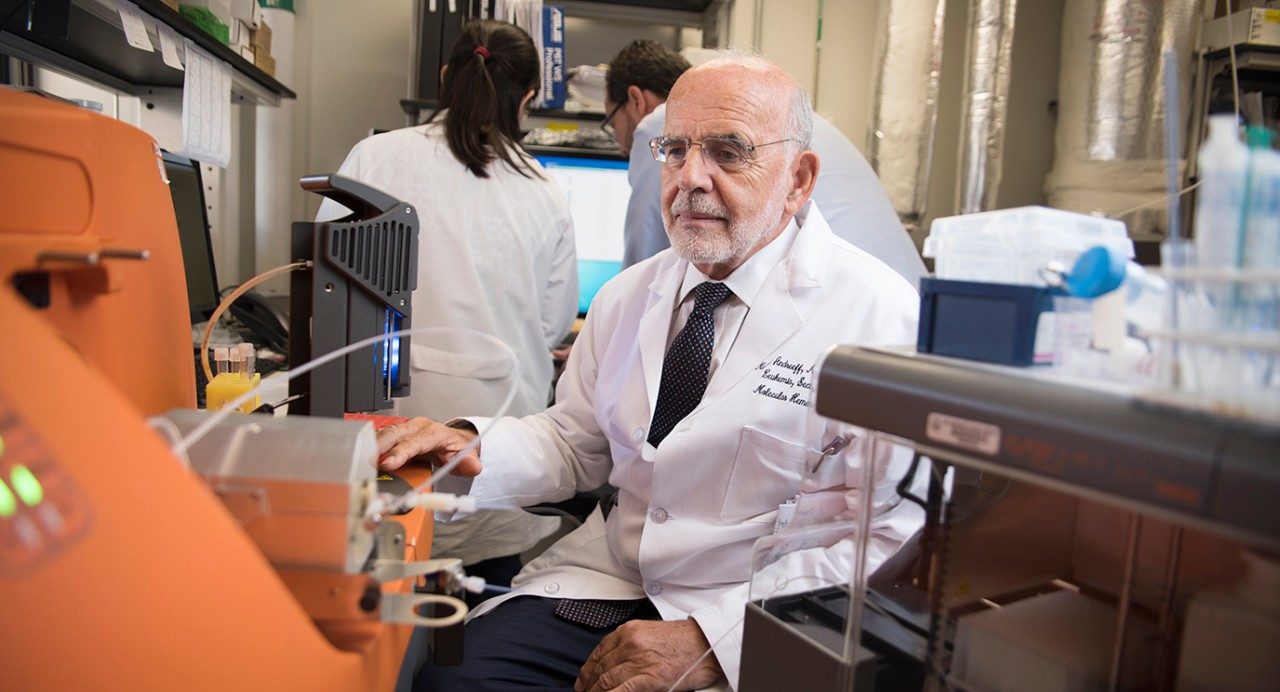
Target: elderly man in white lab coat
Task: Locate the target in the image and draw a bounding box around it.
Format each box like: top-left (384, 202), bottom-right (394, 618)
top-left (379, 56), bottom-right (922, 691)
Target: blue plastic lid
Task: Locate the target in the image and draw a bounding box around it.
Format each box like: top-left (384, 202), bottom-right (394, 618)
top-left (1065, 245), bottom-right (1126, 298)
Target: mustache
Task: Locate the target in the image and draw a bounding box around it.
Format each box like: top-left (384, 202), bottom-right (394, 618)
top-left (670, 194), bottom-right (728, 219)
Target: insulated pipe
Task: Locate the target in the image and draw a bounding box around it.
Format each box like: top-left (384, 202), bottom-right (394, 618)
top-left (1087, 0), bottom-right (1199, 162)
top-left (867, 0), bottom-right (948, 224)
top-left (955, 0), bottom-right (1018, 214)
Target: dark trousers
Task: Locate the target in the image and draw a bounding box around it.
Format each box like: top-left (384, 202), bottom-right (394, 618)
top-left (414, 596), bottom-right (660, 691)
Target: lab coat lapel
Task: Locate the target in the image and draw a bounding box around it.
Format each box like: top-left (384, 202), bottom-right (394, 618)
top-left (703, 202), bottom-right (832, 402)
top-left (638, 258), bottom-right (686, 422)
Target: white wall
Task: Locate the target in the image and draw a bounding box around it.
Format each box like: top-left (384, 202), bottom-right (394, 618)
top-left (292, 0), bottom-right (416, 222)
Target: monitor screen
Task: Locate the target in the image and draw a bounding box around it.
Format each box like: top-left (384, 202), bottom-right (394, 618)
top-left (534, 152), bottom-right (630, 315)
top-left (162, 152), bottom-right (220, 324)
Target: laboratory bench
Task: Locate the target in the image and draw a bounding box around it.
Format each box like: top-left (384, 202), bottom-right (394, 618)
top-left (742, 346), bottom-right (1280, 691)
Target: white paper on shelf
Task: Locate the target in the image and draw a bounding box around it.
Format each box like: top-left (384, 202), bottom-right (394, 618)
top-left (181, 40), bottom-right (232, 168)
top-left (158, 24), bottom-right (184, 70)
top-left (116, 0), bottom-right (154, 52)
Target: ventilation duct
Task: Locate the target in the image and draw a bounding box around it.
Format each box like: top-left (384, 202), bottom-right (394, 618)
top-left (868, 0), bottom-right (947, 227)
top-left (955, 0), bottom-right (1018, 214)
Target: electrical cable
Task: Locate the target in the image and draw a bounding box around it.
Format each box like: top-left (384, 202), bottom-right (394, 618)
top-left (664, 574), bottom-right (844, 692)
top-left (199, 261), bottom-right (309, 382)
top-left (172, 325), bottom-right (520, 520)
top-left (145, 415), bottom-right (189, 470)
top-left (1108, 180), bottom-right (1201, 219)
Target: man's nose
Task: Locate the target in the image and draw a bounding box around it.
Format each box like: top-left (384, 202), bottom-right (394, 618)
top-left (677, 146), bottom-right (714, 193)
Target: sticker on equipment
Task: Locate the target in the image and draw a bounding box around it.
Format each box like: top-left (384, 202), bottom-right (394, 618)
top-left (926, 413), bottom-right (1000, 455)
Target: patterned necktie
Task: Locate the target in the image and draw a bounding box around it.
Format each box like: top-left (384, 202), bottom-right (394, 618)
top-left (647, 281), bottom-right (733, 448)
top-left (553, 597), bottom-right (646, 629)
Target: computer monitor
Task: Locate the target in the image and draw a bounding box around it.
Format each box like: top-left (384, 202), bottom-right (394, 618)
top-left (533, 151), bottom-right (630, 315)
top-left (162, 151), bottom-right (220, 324)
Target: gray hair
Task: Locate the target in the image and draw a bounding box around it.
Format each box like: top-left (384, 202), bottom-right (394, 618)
top-left (685, 49), bottom-right (813, 151)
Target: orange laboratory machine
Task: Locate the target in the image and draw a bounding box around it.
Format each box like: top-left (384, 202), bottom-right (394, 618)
top-left (0, 88), bottom-right (436, 689)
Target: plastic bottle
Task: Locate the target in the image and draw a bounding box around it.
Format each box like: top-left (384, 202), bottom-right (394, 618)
top-left (1193, 114), bottom-right (1248, 270)
top-left (1242, 126), bottom-right (1280, 272)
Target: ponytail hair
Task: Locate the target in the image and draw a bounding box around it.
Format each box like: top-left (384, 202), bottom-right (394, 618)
top-left (427, 20), bottom-right (541, 179)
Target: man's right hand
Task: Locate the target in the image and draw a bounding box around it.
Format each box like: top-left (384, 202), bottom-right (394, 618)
top-left (376, 418), bottom-right (483, 476)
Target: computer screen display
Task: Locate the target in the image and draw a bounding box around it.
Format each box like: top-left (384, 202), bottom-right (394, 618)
top-left (534, 152), bottom-right (630, 315)
top-left (162, 151), bottom-right (220, 324)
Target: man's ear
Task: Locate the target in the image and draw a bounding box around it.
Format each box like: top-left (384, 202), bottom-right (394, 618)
top-left (785, 150), bottom-right (820, 215)
top-left (626, 85), bottom-right (665, 119)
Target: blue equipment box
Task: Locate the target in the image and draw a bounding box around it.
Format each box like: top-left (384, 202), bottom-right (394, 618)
top-left (916, 278), bottom-right (1062, 366)
top-left (539, 5), bottom-right (566, 109)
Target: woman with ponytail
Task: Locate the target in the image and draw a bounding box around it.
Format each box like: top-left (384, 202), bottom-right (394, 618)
top-left (317, 20), bottom-right (577, 595)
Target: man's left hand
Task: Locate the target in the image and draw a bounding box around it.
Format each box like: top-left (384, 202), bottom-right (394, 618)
top-left (574, 619), bottom-right (722, 692)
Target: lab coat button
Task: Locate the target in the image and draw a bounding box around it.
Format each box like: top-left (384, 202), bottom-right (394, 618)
top-left (650, 507), bottom-right (668, 523)
top-left (544, 582), bottom-right (561, 594)
top-left (632, 427), bottom-right (645, 442)
top-left (645, 581), bottom-right (663, 596)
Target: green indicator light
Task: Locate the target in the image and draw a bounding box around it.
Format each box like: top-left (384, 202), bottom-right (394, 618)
top-left (10, 465), bottom-right (43, 507)
top-left (0, 480), bottom-right (15, 518)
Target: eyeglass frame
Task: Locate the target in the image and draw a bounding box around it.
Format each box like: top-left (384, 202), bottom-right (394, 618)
top-left (648, 135), bottom-right (796, 170)
top-left (600, 101), bottom-right (625, 137)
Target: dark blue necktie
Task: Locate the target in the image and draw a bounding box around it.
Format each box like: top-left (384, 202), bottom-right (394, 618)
top-left (647, 281), bottom-right (733, 448)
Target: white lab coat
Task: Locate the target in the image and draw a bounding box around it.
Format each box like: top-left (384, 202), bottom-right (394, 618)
top-left (443, 201), bottom-right (922, 688)
top-left (317, 121), bottom-right (577, 563)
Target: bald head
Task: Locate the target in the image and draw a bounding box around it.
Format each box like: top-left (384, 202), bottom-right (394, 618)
top-left (675, 55), bottom-right (814, 151)
top-left (658, 55), bottom-right (820, 279)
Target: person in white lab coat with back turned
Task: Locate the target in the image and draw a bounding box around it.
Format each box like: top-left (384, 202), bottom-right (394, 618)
top-left (317, 20), bottom-right (578, 593)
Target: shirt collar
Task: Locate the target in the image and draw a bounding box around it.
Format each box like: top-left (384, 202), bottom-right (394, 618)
top-left (676, 216), bottom-right (802, 309)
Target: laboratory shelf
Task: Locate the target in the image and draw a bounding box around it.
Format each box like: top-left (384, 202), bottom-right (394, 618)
top-left (0, 0), bottom-right (294, 105)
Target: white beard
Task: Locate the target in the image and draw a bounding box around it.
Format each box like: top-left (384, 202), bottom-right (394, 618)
top-left (667, 188), bottom-right (786, 267)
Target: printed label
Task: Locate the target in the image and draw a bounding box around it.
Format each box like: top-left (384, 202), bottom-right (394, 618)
top-left (926, 412), bottom-right (1001, 455)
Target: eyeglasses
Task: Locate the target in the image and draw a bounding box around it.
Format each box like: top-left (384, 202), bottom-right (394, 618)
top-left (600, 102), bottom-right (625, 137)
top-left (649, 135), bottom-right (795, 171)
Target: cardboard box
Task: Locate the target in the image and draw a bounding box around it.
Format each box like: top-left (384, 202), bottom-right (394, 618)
top-left (1203, 8), bottom-right (1280, 51)
top-left (253, 45), bottom-right (275, 77)
top-left (229, 0), bottom-right (261, 26)
top-left (250, 19), bottom-right (271, 52)
top-left (161, 0), bottom-right (180, 11)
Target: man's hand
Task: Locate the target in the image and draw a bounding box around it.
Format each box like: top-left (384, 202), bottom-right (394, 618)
top-left (375, 418), bottom-right (483, 476)
top-left (574, 619), bottom-right (723, 692)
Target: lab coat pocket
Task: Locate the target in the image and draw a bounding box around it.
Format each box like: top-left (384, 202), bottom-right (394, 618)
top-left (409, 344), bottom-right (515, 380)
top-left (720, 426), bottom-right (818, 523)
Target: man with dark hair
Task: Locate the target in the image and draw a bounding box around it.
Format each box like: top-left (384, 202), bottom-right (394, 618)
top-left (604, 43), bottom-right (927, 288)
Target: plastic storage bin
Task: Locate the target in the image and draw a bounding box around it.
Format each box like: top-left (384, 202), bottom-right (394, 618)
top-left (917, 278), bottom-right (1062, 366)
top-left (924, 206), bottom-right (1133, 286)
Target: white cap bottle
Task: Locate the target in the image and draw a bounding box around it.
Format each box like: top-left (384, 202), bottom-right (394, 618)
top-left (1193, 115), bottom-right (1248, 269)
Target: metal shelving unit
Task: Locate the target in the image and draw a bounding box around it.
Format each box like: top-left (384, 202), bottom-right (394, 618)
top-left (0, 0), bottom-right (294, 105)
